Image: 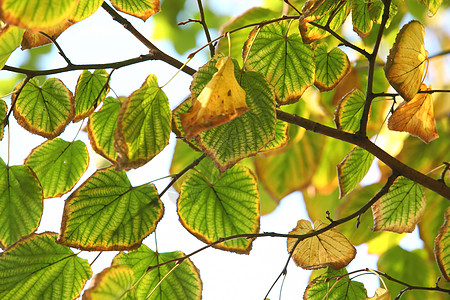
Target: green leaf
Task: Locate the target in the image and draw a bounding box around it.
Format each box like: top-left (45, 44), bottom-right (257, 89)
top-left (418, 0), bottom-right (443, 15)
top-left (13, 78), bottom-right (74, 138)
top-left (110, 0), bottom-right (160, 21)
top-left (70, 0), bottom-right (103, 22)
top-left (113, 245), bottom-right (202, 300)
top-left (372, 177), bottom-right (425, 233)
top-left (244, 20), bottom-right (315, 104)
top-left (304, 268), bottom-right (367, 299)
top-left (87, 96), bottom-right (123, 163)
top-left (83, 266), bottom-right (136, 300)
top-left (24, 138), bottom-right (89, 198)
top-left (0, 99), bottom-right (6, 140)
top-left (434, 208), bottom-right (450, 281)
top-left (337, 146), bottom-right (374, 198)
top-left (171, 98), bottom-right (201, 150)
top-left (216, 7), bottom-right (278, 65)
top-left (191, 57), bottom-right (276, 171)
top-left (0, 0), bottom-right (78, 30)
top-left (169, 139), bottom-right (203, 192)
top-left (177, 159), bottom-right (260, 253)
top-left (73, 69), bottom-right (109, 122)
top-left (259, 119), bottom-right (289, 152)
top-left (351, 0), bottom-right (372, 37)
top-left (0, 232), bottom-right (92, 299)
top-left (58, 168), bottom-right (164, 251)
top-left (0, 25), bottom-right (24, 69)
top-left (314, 44), bottom-right (351, 92)
top-left (334, 89), bottom-right (365, 133)
top-left (115, 74), bottom-right (171, 170)
top-left (0, 158), bottom-right (42, 249)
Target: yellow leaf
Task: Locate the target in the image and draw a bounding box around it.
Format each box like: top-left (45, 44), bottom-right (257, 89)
top-left (181, 56), bottom-right (248, 139)
top-left (287, 219), bottom-right (356, 270)
top-left (384, 20), bottom-right (428, 101)
top-left (21, 21), bottom-right (73, 49)
top-left (388, 84), bottom-right (438, 143)
top-left (365, 288), bottom-right (391, 300)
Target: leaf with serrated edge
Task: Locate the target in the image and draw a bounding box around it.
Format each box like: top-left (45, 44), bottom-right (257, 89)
top-left (21, 21), bottom-right (72, 49)
top-left (115, 74), bottom-right (171, 170)
top-left (334, 89), bottom-right (365, 133)
top-left (113, 245), bottom-right (202, 300)
top-left (0, 232), bottom-right (92, 299)
top-left (58, 168), bottom-right (164, 251)
top-left (0, 100), bottom-right (6, 140)
top-left (244, 20), bottom-right (315, 104)
top-left (351, 0), bottom-right (372, 37)
top-left (314, 44), bottom-right (351, 91)
top-left (83, 266), bottom-right (135, 300)
top-left (0, 158), bottom-right (42, 249)
top-left (372, 177), bottom-right (425, 233)
top-left (110, 0), bottom-right (160, 21)
top-left (288, 219), bottom-right (356, 270)
top-left (13, 78), bottom-right (74, 138)
top-left (434, 208), bottom-right (450, 281)
top-left (73, 69), bottom-right (109, 122)
top-left (177, 159), bottom-right (260, 253)
top-left (0, 25), bottom-right (24, 68)
top-left (337, 147), bottom-right (374, 198)
top-left (25, 139), bottom-right (89, 198)
top-left (70, 0), bottom-right (103, 22)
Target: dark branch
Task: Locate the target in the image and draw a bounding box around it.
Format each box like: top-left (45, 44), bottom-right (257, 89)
top-left (39, 31), bottom-right (72, 65)
top-left (196, 0), bottom-right (215, 57)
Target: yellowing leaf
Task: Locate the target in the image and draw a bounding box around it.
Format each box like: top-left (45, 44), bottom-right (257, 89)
top-left (388, 84), bottom-right (438, 143)
top-left (434, 208), bottom-right (450, 281)
top-left (83, 266), bottom-right (135, 300)
top-left (0, 24), bottom-right (24, 68)
top-left (110, 0), bottom-right (160, 21)
top-left (181, 56), bottom-right (248, 139)
top-left (287, 219), bottom-right (356, 270)
top-left (365, 288), bottom-right (391, 300)
top-left (21, 21), bottom-right (73, 49)
top-left (384, 20), bottom-right (428, 101)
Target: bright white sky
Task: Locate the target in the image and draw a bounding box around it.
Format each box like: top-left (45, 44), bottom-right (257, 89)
top-left (0, 1), bottom-right (427, 299)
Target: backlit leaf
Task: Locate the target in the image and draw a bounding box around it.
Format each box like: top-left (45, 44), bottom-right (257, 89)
top-left (351, 0), bottom-right (372, 37)
top-left (113, 245), bottom-right (202, 300)
top-left (368, 1), bottom-right (397, 28)
top-left (0, 232), bottom-right (92, 299)
top-left (372, 177), bottom-right (425, 233)
top-left (88, 96), bottom-right (123, 163)
top-left (287, 219), bottom-right (356, 270)
top-left (115, 74), bottom-right (171, 170)
top-left (73, 69), bottom-right (109, 122)
top-left (21, 22), bottom-right (72, 49)
top-left (365, 288), bottom-right (391, 300)
top-left (0, 99), bottom-right (6, 140)
top-left (0, 158), bottom-right (42, 249)
top-left (172, 98), bottom-right (201, 150)
top-left (0, 24), bottom-right (24, 68)
top-left (388, 84), bottom-right (438, 143)
top-left (314, 44), bottom-right (351, 91)
top-left (384, 20), bottom-right (428, 101)
top-left (259, 119), bottom-right (289, 152)
top-left (334, 89), bottom-right (365, 133)
top-left (110, 0), bottom-right (160, 21)
top-left (244, 20), bottom-right (315, 104)
top-left (177, 159), bottom-right (260, 253)
top-left (58, 168), bottom-right (164, 251)
top-left (83, 266), bottom-right (135, 300)
top-left (13, 78), bottom-right (74, 138)
top-left (434, 208), bottom-right (450, 281)
top-left (418, 0), bottom-right (443, 15)
top-left (337, 147), bottom-right (374, 198)
top-left (71, 0), bottom-right (103, 22)
top-left (24, 138), bottom-right (89, 198)
top-left (304, 268), bottom-right (367, 300)
top-left (0, 0), bottom-right (78, 30)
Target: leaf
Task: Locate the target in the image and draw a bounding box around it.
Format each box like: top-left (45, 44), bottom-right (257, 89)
top-left (21, 21), bottom-right (72, 49)
top-left (387, 84), bottom-right (438, 143)
top-left (0, 24), bottom-right (24, 68)
top-left (0, 0), bottom-right (78, 30)
top-left (259, 119), bottom-right (289, 152)
top-left (418, 0), bottom-right (443, 15)
top-left (180, 56), bottom-right (249, 139)
top-left (365, 288), bottom-right (391, 300)
top-left (304, 267), bottom-right (367, 299)
top-left (334, 89), bottom-right (365, 133)
top-left (314, 44), bottom-right (351, 92)
top-left (243, 20), bottom-right (315, 104)
top-left (12, 78), bottom-right (74, 138)
top-left (115, 74), bottom-right (171, 170)
top-left (70, 0), bottom-right (103, 22)
top-left (113, 245), bottom-right (202, 300)
top-left (0, 232), bottom-right (92, 299)
top-left (24, 138), bottom-right (89, 198)
top-left (177, 159), bottom-right (260, 254)
top-left (287, 219), bottom-right (356, 270)
top-left (372, 177), bottom-right (425, 233)
top-left (58, 168), bottom-right (164, 251)
top-left (73, 69), bottom-right (109, 122)
top-left (0, 158), bottom-right (42, 249)
top-left (190, 56), bottom-right (276, 171)
top-left (434, 208), bottom-right (450, 281)
top-left (87, 96), bottom-right (123, 163)
top-left (384, 20), bottom-right (428, 101)
top-left (83, 266), bottom-right (136, 300)
top-left (0, 99), bottom-right (6, 140)
top-left (337, 147), bottom-right (374, 198)
top-left (110, 0), bottom-right (160, 21)
top-left (351, 0), bottom-right (372, 37)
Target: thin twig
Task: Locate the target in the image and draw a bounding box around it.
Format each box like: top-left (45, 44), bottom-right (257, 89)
top-left (3, 76), bottom-right (31, 126)
top-left (39, 31), bottom-right (72, 65)
top-left (196, 0), bottom-right (215, 57)
top-left (373, 89), bottom-right (450, 98)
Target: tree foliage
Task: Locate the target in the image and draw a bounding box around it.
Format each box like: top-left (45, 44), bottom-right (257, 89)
top-left (0, 0), bottom-right (449, 299)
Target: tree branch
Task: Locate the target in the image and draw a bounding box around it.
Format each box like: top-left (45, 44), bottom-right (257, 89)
top-left (196, 0), bottom-right (215, 57)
